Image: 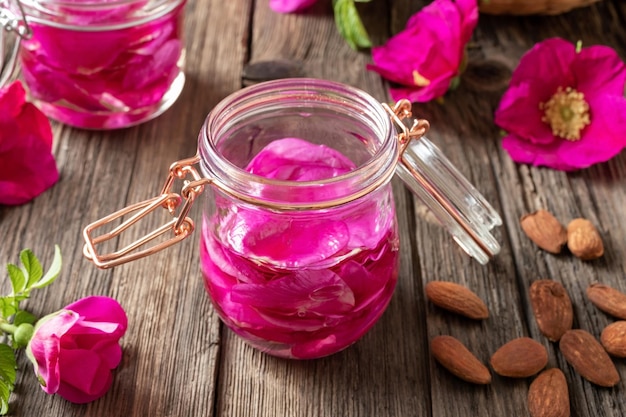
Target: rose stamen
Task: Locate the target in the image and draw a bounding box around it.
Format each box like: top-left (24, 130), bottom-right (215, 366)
top-left (540, 86), bottom-right (590, 141)
top-left (412, 70), bottom-right (431, 87)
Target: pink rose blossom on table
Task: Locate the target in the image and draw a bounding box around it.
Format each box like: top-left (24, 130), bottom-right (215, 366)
top-left (0, 80), bottom-right (59, 205)
top-left (0, 247), bottom-right (129, 413)
top-left (367, 0), bottom-right (478, 102)
top-left (495, 38), bottom-right (626, 171)
top-left (26, 296), bottom-right (128, 403)
top-left (269, 0), bottom-right (317, 13)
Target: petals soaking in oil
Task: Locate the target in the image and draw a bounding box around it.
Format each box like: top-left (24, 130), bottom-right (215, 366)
top-left (3, 0), bottom-right (186, 129)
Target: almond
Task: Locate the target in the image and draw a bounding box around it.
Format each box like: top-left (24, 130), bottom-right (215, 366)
top-left (528, 368), bottom-right (570, 417)
top-left (529, 280), bottom-right (573, 342)
top-left (586, 283), bottom-right (626, 319)
top-left (430, 335), bottom-right (491, 384)
top-left (566, 218), bottom-right (603, 260)
top-left (490, 337), bottom-right (548, 377)
top-left (601, 321), bottom-right (626, 358)
top-left (559, 329), bottom-right (620, 387)
top-left (425, 281), bottom-right (489, 319)
top-left (520, 210), bottom-right (567, 254)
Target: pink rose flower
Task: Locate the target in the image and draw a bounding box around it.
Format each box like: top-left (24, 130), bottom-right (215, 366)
top-left (0, 80), bottom-right (59, 205)
top-left (26, 296), bottom-right (128, 404)
top-left (269, 0), bottom-right (317, 13)
top-left (367, 0), bottom-right (478, 102)
top-left (495, 38), bottom-right (626, 171)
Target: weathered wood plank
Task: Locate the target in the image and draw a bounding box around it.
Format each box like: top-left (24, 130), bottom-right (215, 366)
top-left (408, 1), bottom-right (626, 416)
top-left (1, 0), bottom-right (626, 416)
top-left (216, 1), bottom-right (433, 417)
top-left (0, 0), bottom-right (251, 415)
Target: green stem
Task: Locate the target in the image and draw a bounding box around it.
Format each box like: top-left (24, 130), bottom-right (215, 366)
top-left (0, 322), bottom-right (16, 335)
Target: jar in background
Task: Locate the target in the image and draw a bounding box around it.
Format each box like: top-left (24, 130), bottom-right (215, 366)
top-left (2, 0), bottom-right (186, 129)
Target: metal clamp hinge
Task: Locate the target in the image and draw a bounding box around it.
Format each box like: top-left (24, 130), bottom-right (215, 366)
top-left (1, 0), bottom-right (32, 39)
top-left (83, 155), bottom-right (212, 269)
top-left (382, 99), bottom-right (430, 154)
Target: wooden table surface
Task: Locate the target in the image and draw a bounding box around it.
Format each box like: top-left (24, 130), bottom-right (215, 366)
top-left (2, 0), bottom-right (626, 416)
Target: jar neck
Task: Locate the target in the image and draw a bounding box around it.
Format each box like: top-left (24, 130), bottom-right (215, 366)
top-left (8, 0), bottom-right (184, 30)
top-left (199, 78), bottom-right (398, 209)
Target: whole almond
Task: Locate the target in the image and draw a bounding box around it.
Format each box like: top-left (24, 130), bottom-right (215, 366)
top-left (586, 283), bottom-right (626, 319)
top-left (520, 210), bottom-right (567, 254)
top-left (528, 368), bottom-right (570, 417)
top-left (559, 329), bottom-right (620, 387)
top-left (529, 280), bottom-right (573, 342)
top-left (490, 337), bottom-right (548, 377)
top-left (566, 218), bottom-right (603, 260)
top-left (431, 335), bottom-right (491, 384)
top-left (601, 321), bottom-right (626, 358)
top-left (425, 281), bottom-right (489, 319)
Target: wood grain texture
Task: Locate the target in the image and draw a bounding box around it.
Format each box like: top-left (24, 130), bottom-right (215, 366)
top-left (1, 0), bottom-right (626, 416)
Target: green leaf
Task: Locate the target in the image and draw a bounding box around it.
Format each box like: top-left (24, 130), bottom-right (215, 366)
top-left (21, 249), bottom-right (43, 289)
top-left (333, 0), bottom-right (371, 50)
top-left (0, 383), bottom-right (8, 416)
top-left (6, 265), bottom-right (25, 295)
top-left (13, 310), bottom-right (37, 327)
top-left (32, 245), bottom-right (62, 289)
top-left (0, 299), bottom-right (16, 321)
top-left (0, 344), bottom-right (16, 415)
top-left (448, 76), bottom-right (461, 91)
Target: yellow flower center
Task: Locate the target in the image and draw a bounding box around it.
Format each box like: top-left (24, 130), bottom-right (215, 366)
top-left (540, 86), bottom-right (590, 141)
top-left (412, 70), bottom-right (431, 87)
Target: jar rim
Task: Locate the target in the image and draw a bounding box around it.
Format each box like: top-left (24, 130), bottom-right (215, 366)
top-left (9, 0), bottom-right (184, 29)
top-left (199, 78), bottom-right (398, 207)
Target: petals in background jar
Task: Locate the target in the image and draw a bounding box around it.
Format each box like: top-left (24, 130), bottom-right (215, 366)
top-left (26, 25), bottom-right (128, 72)
top-left (127, 20), bottom-right (175, 55)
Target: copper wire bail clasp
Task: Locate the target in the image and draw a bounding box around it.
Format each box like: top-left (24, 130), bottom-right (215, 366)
top-left (83, 155), bottom-right (212, 269)
top-left (1, 0), bottom-right (32, 86)
top-left (0, 0), bottom-right (32, 38)
top-left (382, 99), bottom-right (430, 152)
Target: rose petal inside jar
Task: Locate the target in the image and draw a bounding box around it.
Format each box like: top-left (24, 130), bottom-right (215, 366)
top-left (202, 137), bottom-right (399, 359)
top-left (245, 137), bottom-right (356, 180)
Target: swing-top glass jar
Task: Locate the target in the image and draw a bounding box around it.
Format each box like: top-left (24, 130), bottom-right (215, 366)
top-left (1, 0), bottom-right (186, 129)
top-left (82, 78), bottom-right (502, 359)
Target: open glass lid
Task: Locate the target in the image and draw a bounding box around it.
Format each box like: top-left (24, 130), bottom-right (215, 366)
top-left (386, 100), bottom-right (502, 265)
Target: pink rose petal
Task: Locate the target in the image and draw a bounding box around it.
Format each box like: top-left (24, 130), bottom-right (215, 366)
top-left (200, 138), bottom-right (400, 358)
top-left (495, 37), bottom-right (626, 170)
top-left (367, 0), bottom-right (478, 102)
top-left (26, 296), bottom-right (127, 403)
top-left (269, 0), bottom-right (317, 13)
top-left (0, 81), bottom-right (59, 205)
top-left (57, 349), bottom-right (112, 403)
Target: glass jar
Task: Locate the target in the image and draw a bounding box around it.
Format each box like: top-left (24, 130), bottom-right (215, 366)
top-left (1, 0), bottom-right (186, 129)
top-left (82, 78), bottom-right (502, 359)
top-left (198, 79), bottom-right (401, 359)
